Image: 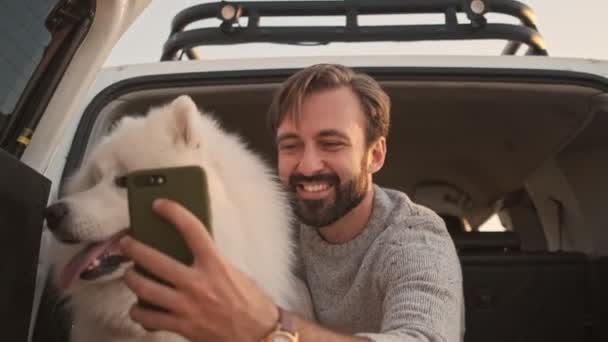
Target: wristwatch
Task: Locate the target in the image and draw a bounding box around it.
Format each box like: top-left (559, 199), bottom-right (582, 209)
top-left (261, 306), bottom-right (299, 342)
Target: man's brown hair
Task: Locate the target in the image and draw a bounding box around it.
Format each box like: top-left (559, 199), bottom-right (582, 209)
top-left (268, 64), bottom-right (391, 146)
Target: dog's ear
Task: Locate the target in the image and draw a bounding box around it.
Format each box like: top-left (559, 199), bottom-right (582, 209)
top-left (169, 95), bottom-right (200, 146)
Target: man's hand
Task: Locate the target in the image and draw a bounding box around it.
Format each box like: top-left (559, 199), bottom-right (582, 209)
top-left (119, 198), bottom-right (279, 342)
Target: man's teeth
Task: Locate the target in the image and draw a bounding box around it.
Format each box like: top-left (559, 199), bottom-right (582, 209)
top-left (303, 183), bottom-right (330, 192)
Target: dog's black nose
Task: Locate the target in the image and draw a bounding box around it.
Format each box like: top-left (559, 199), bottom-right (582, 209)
top-left (44, 202), bottom-right (80, 244)
top-left (44, 202), bottom-right (69, 231)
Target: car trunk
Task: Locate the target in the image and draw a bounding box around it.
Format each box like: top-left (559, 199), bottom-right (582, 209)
top-left (38, 67), bottom-right (608, 342)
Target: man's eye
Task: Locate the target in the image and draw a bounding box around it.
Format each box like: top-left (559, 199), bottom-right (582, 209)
top-left (322, 141), bottom-right (343, 149)
top-left (279, 144), bottom-right (298, 151)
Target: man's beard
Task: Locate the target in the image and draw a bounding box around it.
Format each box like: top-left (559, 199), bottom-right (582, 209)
top-left (287, 165), bottom-right (369, 228)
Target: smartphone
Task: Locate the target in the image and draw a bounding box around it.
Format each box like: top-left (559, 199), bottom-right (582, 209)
top-left (125, 165), bottom-right (212, 311)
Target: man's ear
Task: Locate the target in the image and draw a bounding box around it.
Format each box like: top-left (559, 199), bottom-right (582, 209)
top-left (168, 95), bottom-right (200, 146)
top-left (367, 137), bottom-right (387, 174)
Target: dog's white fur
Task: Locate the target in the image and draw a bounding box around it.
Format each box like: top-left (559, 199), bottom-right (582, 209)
top-left (49, 95), bottom-right (312, 342)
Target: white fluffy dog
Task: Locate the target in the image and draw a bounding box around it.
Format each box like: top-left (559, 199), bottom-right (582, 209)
top-left (45, 95), bottom-right (312, 342)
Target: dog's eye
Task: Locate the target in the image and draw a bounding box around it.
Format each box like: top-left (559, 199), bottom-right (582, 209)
top-left (114, 176), bottom-right (127, 188)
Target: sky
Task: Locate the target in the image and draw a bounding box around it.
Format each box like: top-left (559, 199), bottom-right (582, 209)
top-left (105, 0), bottom-right (608, 67)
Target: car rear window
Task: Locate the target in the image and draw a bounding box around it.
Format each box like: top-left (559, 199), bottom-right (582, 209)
top-left (0, 0), bottom-right (58, 127)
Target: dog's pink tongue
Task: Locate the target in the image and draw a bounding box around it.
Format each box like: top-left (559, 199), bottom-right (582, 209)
top-left (59, 231), bottom-right (128, 290)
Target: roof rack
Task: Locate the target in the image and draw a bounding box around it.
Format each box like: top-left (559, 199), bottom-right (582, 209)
top-left (160, 0), bottom-right (548, 61)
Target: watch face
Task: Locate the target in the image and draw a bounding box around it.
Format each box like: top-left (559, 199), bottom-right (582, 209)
top-left (272, 336), bottom-right (293, 342)
top-left (270, 331), bottom-right (297, 342)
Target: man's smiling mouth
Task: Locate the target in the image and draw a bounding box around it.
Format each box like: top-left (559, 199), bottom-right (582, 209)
top-left (297, 181), bottom-right (334, 200)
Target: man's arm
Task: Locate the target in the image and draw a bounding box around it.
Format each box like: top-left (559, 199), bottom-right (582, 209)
top-left (293, 315), bottom-right (369, 342)
top-left (120, 199), bottom-right (369, 342)
top-left (357, 216), bottom-right (464, 342)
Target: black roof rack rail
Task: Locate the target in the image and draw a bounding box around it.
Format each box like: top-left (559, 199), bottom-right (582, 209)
top-left (160, 0), bottom-right (548, 61)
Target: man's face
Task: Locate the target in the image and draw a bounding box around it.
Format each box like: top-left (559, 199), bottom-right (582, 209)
top-left (276, 87), bottom-right (373, 228)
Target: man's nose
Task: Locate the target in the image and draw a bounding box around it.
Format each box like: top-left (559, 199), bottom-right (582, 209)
top-left (297, 147), bottom-right (324, 176)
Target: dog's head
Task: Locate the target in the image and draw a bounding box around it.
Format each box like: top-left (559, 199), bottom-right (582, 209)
top-left (46, 95), bottom-right (213, 293)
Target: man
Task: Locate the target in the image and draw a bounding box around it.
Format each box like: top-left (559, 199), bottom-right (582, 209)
top-left (120, 64), bottom-right (464, 341)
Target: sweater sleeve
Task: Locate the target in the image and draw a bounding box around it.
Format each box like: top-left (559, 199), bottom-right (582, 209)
top-left (356, 214), bottom-right (465, 342)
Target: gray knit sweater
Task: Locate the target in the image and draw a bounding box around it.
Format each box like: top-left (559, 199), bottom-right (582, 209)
top-left (296, 185), bottom-right (464, 342)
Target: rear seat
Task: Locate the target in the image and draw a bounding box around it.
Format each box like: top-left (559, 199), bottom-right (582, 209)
top-left (461, 252), bottom-right (587, 342)
top-left (588, 257), bottom-right (608, 342)
top-left (450, 231), bottom-right (520, 253)
top-left (450, 231), bottom-right (587, 342)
